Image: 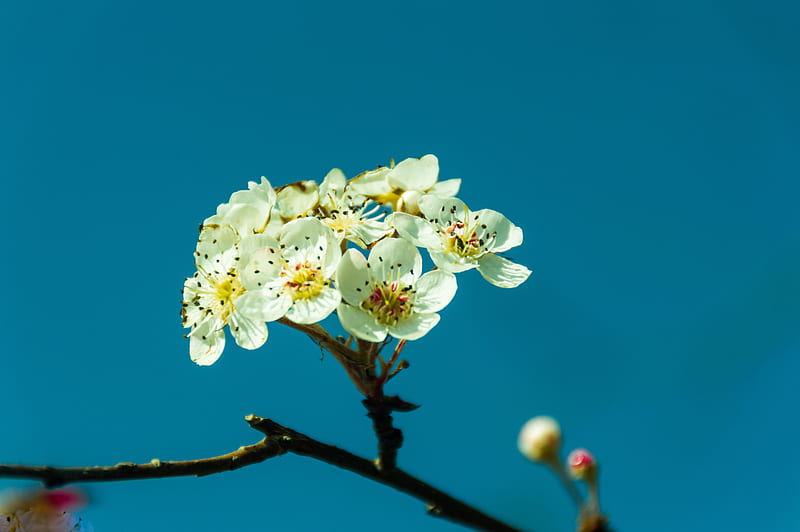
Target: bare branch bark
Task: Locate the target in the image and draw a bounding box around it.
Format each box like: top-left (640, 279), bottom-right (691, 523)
top-left (0, 436), bottom-right (285, 488)
top-left (0, 416), bottom-right (525, 532)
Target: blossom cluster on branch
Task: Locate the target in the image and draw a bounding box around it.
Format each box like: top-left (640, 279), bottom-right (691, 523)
top-left (181, 154), bottom-right (531, 365)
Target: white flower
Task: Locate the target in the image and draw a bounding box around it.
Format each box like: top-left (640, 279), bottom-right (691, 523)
top-left (348, 154), bottom-right (461, 211)
top-left (203, 177), bottom-right (277, 236)
top-left (335, 238), bottom-right (457, 342)
top-left (388, 196), bottom-right (531, 288)
top-left (316, 168), bottom-right (393, 248)
top-left (241, 217), bottom-right (341, 324)
top-left (182, 224), bottom-right (283, 366)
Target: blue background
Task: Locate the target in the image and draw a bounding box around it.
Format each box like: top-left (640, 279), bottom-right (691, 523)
top-left (2, 1), bottom-right (799, 531)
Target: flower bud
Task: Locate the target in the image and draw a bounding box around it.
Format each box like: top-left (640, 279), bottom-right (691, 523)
top-left (517, 416), bottom-right (561, 462)
top-left (567, 448), bottom-right (597, 480)
top-left (397, 190), bottom-right (423, 215)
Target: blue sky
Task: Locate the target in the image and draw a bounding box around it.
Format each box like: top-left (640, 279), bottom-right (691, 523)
top-left (2, 1), bottom-right (799, 531)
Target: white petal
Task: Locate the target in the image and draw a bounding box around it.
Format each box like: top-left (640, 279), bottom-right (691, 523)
top-left (280, 217), bottom-right (328, 249)
top-left (418, 195), bottom-right (468, 226)
top-left (279, 217), bottom-right (340, 275)
top-left (397, 190), bottom-right (423, 215)
top-left (336, 249), bottom-right (370, 305)
top-left (477, 253), bottom-right (532, 288)
top-left (215, 180), bottom-right (276, 234)
top-left (248, 176), bottom-right (278, 202)
top-left (229, 311), bottom-right (268, 350)
top-left (429, 250), bottom-right (478, 273)
top-left (429, 178), bottom-right (461, 197)
top-left (196, 246), bottom-right (238, 277)
top-left (320, 226), bottom-right (342, 277)
top-left (240, 247), bottom-right (282, 290)
top-left (262, 212), bottom-right (284, 239)
top-left (196, 223), bottom-right (237, 260)
top-left (181, 304), bottom-right (205, 329)
top-left (368, 237), bottom-right (423, 284)
top-left (387, 212), bottom-right (441, 249)
top-left (319, 168), bottom-right (347, 201)
top-left (347, 219), bottom-right (393, 248)
top-left (413, 270), bottom-right (457, 314)
top-left (337, 303), bottom-right (387, 342)
top-left (235, 289), bottom-right (287, 322)
top-left (348, 166), bottom-right (391, 197)
top-left (238, 233), bottom-right (280, 264)
top-left (472, 208), bottom-right (523, 253)
top-left (276, 180), bottom-right (319, 219)
top-left (286, 287), bottom-right (341, 324)
top-left (189, 318), bottom-right (226, 366)
top-left (217, 203), bottom-right (266, 235)
top-left (181, 276), bottom-right (205, 326)
top-left (387, 312), bottom-right (440, 340)
top-left (388, 154), bottom-right (438, 192)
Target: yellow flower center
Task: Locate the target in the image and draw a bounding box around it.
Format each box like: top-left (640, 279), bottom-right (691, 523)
top-left (362, 281), bottom-right (413, 325)
top-left (211, 274), bottom-right (244, 321)
top-left (443, 220), bottom-right (483, 257)
top-left (322, 210), bottom-right (357, 236)
top-left (283, 261), bottom-right (327, 301)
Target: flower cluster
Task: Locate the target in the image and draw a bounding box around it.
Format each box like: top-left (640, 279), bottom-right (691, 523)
top-left (182, 155), bottom-right (531, 365)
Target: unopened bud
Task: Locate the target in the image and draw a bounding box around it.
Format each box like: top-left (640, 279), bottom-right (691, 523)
top-left (567, 448), bottom-right (597, 480)
top-left (517, 416), bottom-right (561, 462)
top-left (397, 190), bottom-right (423, 215)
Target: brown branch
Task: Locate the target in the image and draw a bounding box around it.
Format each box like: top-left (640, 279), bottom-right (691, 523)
top-left (362, 396), bottom-right (404, 472)
top-left (0, 434), bottom-right (285, 488)
top-left (247, 416), bottom-right (524, 532)
top-left (0, 415), bottom-right (526, 532)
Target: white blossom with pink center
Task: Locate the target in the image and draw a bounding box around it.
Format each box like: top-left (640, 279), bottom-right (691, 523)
top-left (387, 196), bottom-right (531, 288)
top-left (240, 217), bottom-right (342, 325)
top-left (336, 238), bottom-right (457, 342)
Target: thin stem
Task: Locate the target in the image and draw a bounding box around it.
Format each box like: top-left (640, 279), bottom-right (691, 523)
top-left (0, 416), bottom-right (526, 532)
top-left (546, 458), bottom-right (584, 508)
top-left (277, 318), bottom-right (372, 395)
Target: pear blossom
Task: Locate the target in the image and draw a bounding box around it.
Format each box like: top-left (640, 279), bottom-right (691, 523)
top-left (348, 154), bottom-right (461, 211)
top-left (182, 154), bottom-right (531, 360)
top-left (202, 177), bottom-right (277, 235)
top-left (182, 224), bottom-right (284, 365)
top-left (388, 195), bottom-right (531, 288)
top-left (240, 217), bottom-right (341, 324)
top-left (336, 238), bottom-right (457, 342)
top-left (316, 168), bottom-right (392, 248)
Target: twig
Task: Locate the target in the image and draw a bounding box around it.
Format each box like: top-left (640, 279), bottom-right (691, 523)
top-left (248, 416), bottom-right (524, 532)
top-left (0, 433), bottom-right (285, 488)
top-left (277, 318), bottom-right (373, 394)
top-left (0, 416), bottom-right (526, 532)
top-left (362, 396), bottom-right (404, 472)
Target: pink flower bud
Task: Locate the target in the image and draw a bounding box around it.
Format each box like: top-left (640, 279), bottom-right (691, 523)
top-left (567, 448), bottom-right (597, 480)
